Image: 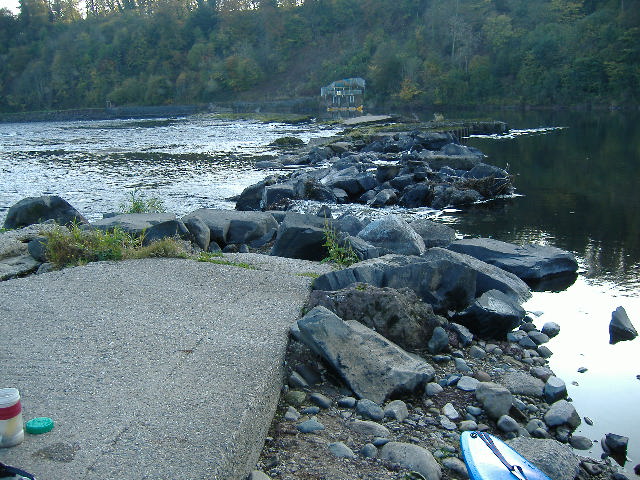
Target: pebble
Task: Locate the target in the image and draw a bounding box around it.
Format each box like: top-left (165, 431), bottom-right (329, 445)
top-left (284, 406), bottom-right (300, 422)
top-left (356, 399), bottom-right (385, 421)
top-left (288, 372), bottom-right (309, 389)
top-left (457, 376), bottom-right (480, 392)
top-left (569, 435), bottom-right (593, 450)
top-left (442, 456), bottom-right (469, 477)
top-left (584, 416), bottom-right (593, 425)
top-left (337, 396), bottom-right (357, 408)
top-left (443, 403), bottom-right (460, 421)
top-left (537, 345), bottom-right (553, 358)
top-left (328, 441), bottom-right (356, 459)
top-left (309, 393), bottom-right (332, 409)
top-left (439, 415), bottom-right (457, 431)
top-left (296, 418), bottom-right (324, 433)
top-left (432, 354), bottom-right (451, 363)
top-left (373, 436), bottom-right (390, 447)
top-left (497, 415), bottom-right (519, 433)
top-left (454, 357), bottom-right (472, 373)
top-left (360, 443), bottom-right (378, 458)
top-left (459, 420), bottom-right (478, 431)
top-left (469, 345), bottom-right (486, 359)
top-left (425, 382), bottom-right (443, 396)
top-left (384, 399), bottom-right (409, 422)
top-left (518, 336), bottom-right (538, 349)
top-left (541, 321), bottom-right (561, 338)
top-left (301, 406), bottom-right (320, 415)
top-left (528, 330), bottom-right (550, 345)
top-left (577, 367), bottom-right (588, 373)
top-left (466, 406), bottom-right (482, 416)
top-left (350, 420), bottom-right (390, 438)
top-left (285, 390), bottom-right (306, 406)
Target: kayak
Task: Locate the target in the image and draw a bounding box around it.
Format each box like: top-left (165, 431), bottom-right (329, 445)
top-left (460, 431), bottom-right (552, 480)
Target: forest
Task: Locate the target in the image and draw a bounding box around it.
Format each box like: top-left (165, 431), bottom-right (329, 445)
top-left (0, 0), bottom-right (638, 112)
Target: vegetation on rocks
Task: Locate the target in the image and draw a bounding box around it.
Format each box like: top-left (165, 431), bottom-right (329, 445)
top-left (321, 222), bottom-right (359, 268)
top-left (119, 189), bottom-right (166, 214)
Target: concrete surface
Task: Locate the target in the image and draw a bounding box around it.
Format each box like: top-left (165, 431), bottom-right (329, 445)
top-left (0, 255), bottom-right (333, 479)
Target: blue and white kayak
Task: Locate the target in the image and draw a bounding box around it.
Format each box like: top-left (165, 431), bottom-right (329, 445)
top-left (460, 431), bottom-right (552, 480)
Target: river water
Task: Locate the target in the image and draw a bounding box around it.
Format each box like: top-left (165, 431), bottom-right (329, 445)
top-left (0, 111), bottom-right (638, 472)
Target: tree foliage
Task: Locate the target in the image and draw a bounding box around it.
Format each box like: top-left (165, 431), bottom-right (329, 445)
top-left (0, 0), bottom-right (638, 112)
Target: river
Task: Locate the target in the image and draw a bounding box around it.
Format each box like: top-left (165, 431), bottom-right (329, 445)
top-left (0, 111), bottom-right (638, 472)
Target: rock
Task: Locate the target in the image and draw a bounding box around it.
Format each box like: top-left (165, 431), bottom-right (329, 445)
top-left (398, 183), bottom-right (434, 208)
top-left (428, 326), bottom-right (449, 354)
top-left (0, 223), bottom-right (54, 260)
top-left (459, 420), bottom-right (478, 431)
top-left (543, 400), bottom-right (581, 429)
top-left (313, 248), bottom-right (531, 314)
top-left (497, 415), bottom-right (519, 433)
top-left (296, 418), bottom-right (325, 433)
top-left (450, 323), bottom-right (474, 346)
top-left (442, 457), bottom-right (468, 478)
top-left (447, 238), bottom-right (579, 281)
top-left (248, 470), bottom-right (272, 480)
top-left (294, 307), bottom-right (435, 404)
top-left (537, 345), bottom-right (553, 358)
top-left (602, 433), bottom-right (629, 455)
top-left (453, 289), bottom-right (526, 339)
top-left (541, 321), bottom-right (561, 338)
top-left (409, 218), bottom-right (456, 248)
top-left (27, 236), bottom-right (48, 262)
top-left (305, 285), bottom-right (445, 351)
top-left (337, 397), bottom-right (357, 408)
top-left (288, 372), bottom-right (308, 389)
top-left (269, 212), bottom-right (328, 261)
top-left (182, 209), bottom-right (278, 248)
top-left (235, 175), bottom-right (278, 211)
top-left (343, 236), bottom-right (380, 261)
top-left (425, 382), bottom-right (443, 396)
top-left (3, 196), bottom-right (87, 229)
top-left (356, 399), bottom-right (385, 421)
top-left (569, 435), bottom-right (593, 450)
top-left (357, 215), bottom-right (425, 256)
top-left (349, 419), bottom-right (390, 438)
top-left (475, 382), bottom-right (513, 420)
top-left (454, 357), bottom-right (471, 373)
top-left (328, 442), bottom-right (356, 459)
top-left (309, 393), bottom-right (332, 409)
top-left (0, 255), bottom-right (41, 281)
top-left (360, 443), bottom-right (378, 458)
top-left (469, 345), bottom-right (486, 359)
top-left (284, 406), bottom-right (300, 422)
top-left (543, 376), bottom-right (567, 403)
top-left (528, 330), bottom-right (550, 345)
top-left (369, 189), bottom-right (398, 207)
top-left (500, 371), bottom-right (544, 397)
top-left (609, 306), bottom-right (638, 344)
top-left (380, 442), bottom-right (442, 480)
top-left (92, 213), bottom-right (176, 236)
top-left (285, 390), bottom-right (306, 406)
top-left (384, 400), bottom-right (409, 422)
top-left (456, 376), bottom-right (480, 392)
top-left (262, 183), bottom-right (296, 209)
top-left (443, 403), bottom-right (460, 421)
top-left (183, 216), bottom-right (210, 250)
top-left (506, 437), bottom-right (580, 480)
top-left (142, 219), bottom-right (190, 246)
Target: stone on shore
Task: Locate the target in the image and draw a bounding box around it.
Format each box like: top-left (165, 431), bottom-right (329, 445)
top-left (349, 419), bottom-right (390, 438)
top-left (269, 212), bottom-right (329, 261)
top-left (475, 382), bottom-right (512, 420)
top-left (357, 215), bottom-right (425, 256)
top-left (543, 400), bottom-right (581, 429)
top-left (609, 306), bottom-right (638, 344)
top-left (3, 195), bottom-right (88, 229)
top-left (293, 306), bottom-right (435, 404)
top-left (543, 376), bottom-right (568, 403)
top-left (182, 209), bottom-right (278, 248)
top-left (92, 212), bottom-right (176, 235)
top-left (447, 238), bottom-right (579, 281)
top-left (507, 437), bottom-right (580, 480)
top-left (499, 370), bottom-right (544, 397)
top-left (379, 442), bottom-right (442, 480)
top-left (453, 289), bottom-right (526, 339)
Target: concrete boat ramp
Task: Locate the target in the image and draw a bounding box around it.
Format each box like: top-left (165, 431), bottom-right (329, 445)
top-left (0, 255), bottom-right (332, 480)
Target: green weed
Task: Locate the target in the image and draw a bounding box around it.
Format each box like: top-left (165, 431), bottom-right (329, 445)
top-left (196, 251), bottom-right (256, 269)
top-left (119, 189), bottom-right (166, 214)
top-left (321, 221), bottom-right (359, 268)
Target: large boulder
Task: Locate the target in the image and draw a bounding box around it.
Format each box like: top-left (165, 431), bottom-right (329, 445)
top-left (447, 238), bottom-right (578, 282)
top-left (506, 437), bottom-right (580, 480)
top-left (357, 215), bottom-right (426, 256)
top-left (235, 176), bottom-right (278, 211)
top-left (142, 219), bottom-right (191, 246)
top-left (609, 306), bottom-right (637, 344)
top-left (182, 209), bottom-right (278, 247)
top-left (3, 196), bottom-right (87, 229)
top-left (293, 307), bottom-right (435, 404)
top-left (269, 212), bottom-right (329, 261)
top-left (92, 213), bottom-right (176, 236)
top-left (452, 289), bottom-right (526, 339)
top-left (379, 442), bottom-right (442, 480)
top-left (305, 284), bottom-right (446, 350)
top-left (313, 248), bottom-right (531, 313)
top-left (409, 218), bottom-right (456, 248)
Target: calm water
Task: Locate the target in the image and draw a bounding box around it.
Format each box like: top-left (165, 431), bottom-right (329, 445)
top-left (0, 111), bottom-right (638, 471)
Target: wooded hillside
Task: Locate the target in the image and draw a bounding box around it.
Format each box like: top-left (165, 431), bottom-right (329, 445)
top-left (1, 0), bottom-right (638, 112)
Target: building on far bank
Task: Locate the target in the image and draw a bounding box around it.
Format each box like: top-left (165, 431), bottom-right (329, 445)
top-left (320, 78), bottom-right (365, 112)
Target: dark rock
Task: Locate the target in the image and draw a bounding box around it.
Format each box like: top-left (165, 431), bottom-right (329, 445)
top-left (92, 213), bottom-right (176, 236)
top-left (182, 209), bottom-right (278, 248)
top-left (305, 284), bottom-right (445, 350)
top-left (3, 196), bottom-right (88, 229)
top-left (262, 183), bottom-right (296, 210)
top-left (0, 255), bottom-right (41, 281)
top-left (336, 214), bottom-right (366, 236)
top-left (27, 236), bottom-right (48, 262)
top-left (235, 175), bottom-right (278, 211)
top-left (541, 321), bottom-right (561, 338)
top-left (337, 397), bottom-right (357, 408)
top-left (309, 393), bottom-right (332, 409)
top-left (356, 399), bottom-right (385, 421)
top-left (376, 164), bottom-right (401, 183)
top-left (344, 236), bottom-right (380, 261)
top-left (428, 326), bottom-right (449, 354)
top-left (142, 219), bottom-right (190, 246)
top-left (328, 442), bottom-right (356, 459)
top-left (369, 189), bottom-right (397, 207)
top-left (409, 218), bottom-right (456, 248)
top-left (357, 215), bottom-right (425, 256)
top-left (453, 289), bottom-right (526, 339)
top-left (450, 323), bottom-right (474, 346)
top-left (543, 376), bottom-right (567, 403)
top-left (316, 205), bottom-right (332, 219)
top-left (609, 306), bottom-right (638, 344)
top-left (569, 436), bottom-right (593, 450)
top-left (269, 212), bottom-right (328, 261)
top-left (475, 382), bottom-right (513, 420)
top-left (602, 433), bottom-right (629, 456)
top-left (296, 418), bottom-right (325, 433)
top-left (293, 306), bottom-right (435, 404)
top-left (398, 183), bottom-right (434, 208)
top-left (183, 216), bottom-right (210, 250)
top-left (447, 238), bottom-right (579, 282)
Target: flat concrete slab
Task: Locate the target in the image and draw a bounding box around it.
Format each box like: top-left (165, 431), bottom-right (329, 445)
top-left (0, 255), bottom-right (332, 479)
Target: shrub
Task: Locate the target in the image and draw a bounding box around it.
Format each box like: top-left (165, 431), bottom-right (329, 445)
top-left (322, 222), bottom-right (358, 268)
top-left (119, 189), bottom-right (166, 214)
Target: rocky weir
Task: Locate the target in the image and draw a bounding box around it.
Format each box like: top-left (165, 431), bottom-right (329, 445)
top-left (1, 123), bottom-right (636, 479)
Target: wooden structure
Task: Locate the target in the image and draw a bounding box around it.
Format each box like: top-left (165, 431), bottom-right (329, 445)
top-left (321, 78), bottom-right (365, 112)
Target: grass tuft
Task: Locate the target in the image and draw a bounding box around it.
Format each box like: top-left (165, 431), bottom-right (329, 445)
top-left (322, 221), bottom-right (359, 268)
top-left (119, 189), bottom-right (166, 214)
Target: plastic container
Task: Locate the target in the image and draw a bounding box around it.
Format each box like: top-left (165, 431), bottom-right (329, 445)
top-left (0, 388), bottom-right (24, 448)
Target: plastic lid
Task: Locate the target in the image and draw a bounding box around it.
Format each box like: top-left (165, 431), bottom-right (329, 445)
top-left (25, 417), bottom-right (54, 435)
top-left (0, 388), bottom-right (20, 407)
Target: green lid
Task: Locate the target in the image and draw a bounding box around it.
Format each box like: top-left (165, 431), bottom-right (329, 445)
top-left (25, 417), bottom-right (54, 434)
